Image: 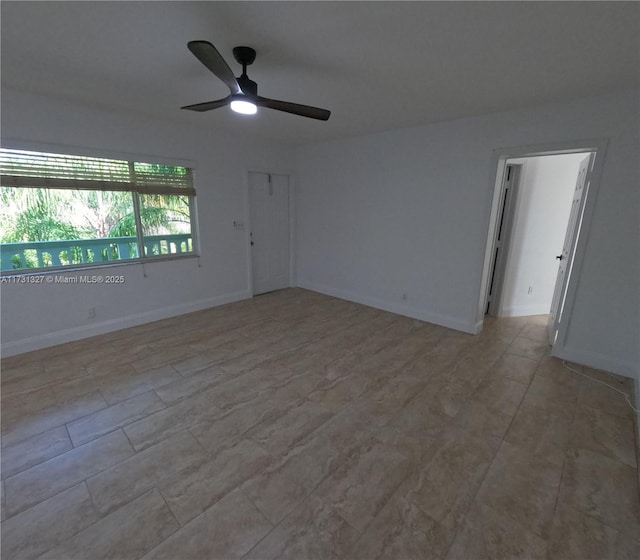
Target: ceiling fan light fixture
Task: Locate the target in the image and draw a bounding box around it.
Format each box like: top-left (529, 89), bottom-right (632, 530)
top-left (230, 97), bottom-right (257, 115)
top-left (182, 41), bottom-right (330, 120)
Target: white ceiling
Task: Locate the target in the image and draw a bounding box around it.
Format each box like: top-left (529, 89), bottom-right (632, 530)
top-left (2, 1), bottom-right (638, 145)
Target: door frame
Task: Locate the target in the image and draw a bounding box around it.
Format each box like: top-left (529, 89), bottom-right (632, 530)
top-left (485, 163), bottom-right (523, 317)
top-left (476, 138), bottom-right (608, 356)
top-left (244, 168), bottom-right (297, 295)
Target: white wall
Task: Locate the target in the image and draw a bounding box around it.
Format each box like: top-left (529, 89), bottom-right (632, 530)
top-left (295, 90), bottom-right (639, 380)
top-left (499, 153), bottom-right (586, 317)
top-left (0, 87), bottom-right (294, 355)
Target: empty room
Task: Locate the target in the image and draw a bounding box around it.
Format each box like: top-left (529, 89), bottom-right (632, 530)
top-left (1, 2), bottom-right (639, 559)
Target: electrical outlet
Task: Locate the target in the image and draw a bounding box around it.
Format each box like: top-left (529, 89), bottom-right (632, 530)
top-left (528, 286), bottom-right (533, 295)
top-left (402, 293), bottom-right (408, 301)
top-left (88, 307), bottom-right (96, 319)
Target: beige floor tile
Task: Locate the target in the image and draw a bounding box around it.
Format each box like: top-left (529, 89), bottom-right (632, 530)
top-left (559, 447), bottom-right (640, 538)
top-left (195, 368), bottom-right (268, 408)
top-left (615, 535), bottom-right (640, 559)
top-left (67, 391), bottom-right (166, 446)
top-left (1, 480), bottom-right (5, 521)
top-left (0, 359), bottom-right (43, 382)
top-left (267, 369), bottom-right (324, 402)
top-left (123, 388), bottom-right (222, 451)
top-left (462, 338), bottom-right (511, 368)
top-left (470, 373), bottom-right (528, 417)
top-left (245, 399), bottom-right (334, 457)
top-left (506, 336), bottom-right (549, 362)
top-left (86, 430), bottom-right (205, 515)
top-left (169, 351), bottom-right (223, 375)
top-left (402, 427), bottom-right (496, 530)
top-left (474, 441), bottom-right (563, 538)
top-left (578, 377), bottom-right (636, 420)
top-left (38, 489), bottom-right (178, 560)
top-left (452, 401), bottom-right (512, 444)
top-left (356, 373), bottom-right (430, 425)
top-left (242, 435), bottom-right (342, 525)
top-left (140, 489), bottom-right (271, 560)
top-left (212, 336), bottom-right (296, 376)
top-left (445, 501), bottom-right (548, 560)
top-left (1, 291), bottom-right (636, 560)
top-left (96, 364), bottom-right (181, 405)
top-left (0, 483), bottom-right (99, 560)
top-left (319, 313), bottom-right (399, 354)
top-left (518, 322), bottom-right (549, 343)
top-left (505, 394), bottom-right (575, 453)
top-left (443, 355), bottom-right (492, 390)
top-left (480, 315), bottom-right (529, 343)
top-left (547, 503), bottom-right (619, 560)
top-left (315, 440), bottom-right (411, 532)
top-left (1, 390), bottom-right (108, 448)
top-left (399, 351), bottom-right (443, 383)
top-left (490, 352), bottom-right (538, 385)
top-left (419, 378), bottom-right (473, 419)
top-left (526, 371), bottom-right (580, 408)
top-left (374, 423), bottom-right (446, 465)
top-left (582, 366), bottom-right (635, 396)
top-left (1, 425), bottom-right (72, 479)
top-left (159, 438), bottom-right (271, 525)
top-left (4, 430), bottom-right (134, 517)
top-left (570, 405), bottom-right (637, 468)
top-left (1, 359), bottom-right (88, 397)
top-left (307, 369), bottom-right (385, 412)
top-left (258, 495), bottom-right (358, 560)
top-left (154, 364), bottom-right (235, 405)
top-left (243, 494), bottom-right (359, 560)
top-left (130, 344), bottom-right (194, 373)
top-left (350, 493), bottom-right (453, 560)
top-left (189, 394), bottom-right (288, 455)
top-left (372, 386), bottom-right (454, 461)
top-left (536, 355), bottom-right (582, 378)
top-left (1, 376), bottom-right (95, 426)
top-left (311, 402), bottom-right (383, 457)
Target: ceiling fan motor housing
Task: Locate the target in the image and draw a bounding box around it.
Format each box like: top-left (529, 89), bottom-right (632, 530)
top-left (238, 75), bottom-right (258, 96)
top-left (233, 46), bottom-right (257, 66)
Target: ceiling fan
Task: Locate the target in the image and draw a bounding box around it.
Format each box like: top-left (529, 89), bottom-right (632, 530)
top-left (181, 41), bottom-right (331, 121)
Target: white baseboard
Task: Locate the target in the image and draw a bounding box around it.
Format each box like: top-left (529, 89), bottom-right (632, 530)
top-left (500, 303), bottom-right (551, 317)
top-left (1, 290), bottom-right (251, 357)
top-left (472, 319), bottom-right (485, 335)
top-left (297, 279), bottom-right (477, 334)
top-left (551, 344), bottom-right (638, 380)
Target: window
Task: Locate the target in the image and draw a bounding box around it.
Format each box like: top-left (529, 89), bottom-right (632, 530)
top-left (0, 149), bottom-right (197, 273)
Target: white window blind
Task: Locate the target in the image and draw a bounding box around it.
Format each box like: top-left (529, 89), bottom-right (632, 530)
top-left (0, 149), bottom-right (195, 196)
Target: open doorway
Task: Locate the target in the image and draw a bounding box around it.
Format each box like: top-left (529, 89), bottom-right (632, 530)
top-left (477, 140), bottom-right (607, 353)
top-left (486, 152), bottom-right (589, 318)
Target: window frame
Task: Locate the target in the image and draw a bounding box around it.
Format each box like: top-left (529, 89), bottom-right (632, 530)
top-left (0, 147), bottom-right (199, 276)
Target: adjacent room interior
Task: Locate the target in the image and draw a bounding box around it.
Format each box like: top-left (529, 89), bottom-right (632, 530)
top-left (1, 2), bottom-right (639, 559)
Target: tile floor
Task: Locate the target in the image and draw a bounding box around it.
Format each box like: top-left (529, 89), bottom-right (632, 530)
top-left (1, 288), bottom-right (638, 559)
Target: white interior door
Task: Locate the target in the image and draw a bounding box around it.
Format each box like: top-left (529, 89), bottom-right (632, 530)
top-left (547, 153), bottom-right (594, 344)
top-left (486, 164), bottom-right (521, 316)
top-left (249, 171), bottom-right (290, 295)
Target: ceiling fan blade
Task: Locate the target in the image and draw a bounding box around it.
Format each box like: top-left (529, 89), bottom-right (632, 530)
top-left (187, 41), bottom-right (242, 95)
top-left (255, 96), bottom-right (330, 121)
top-left (181, 96), bottom-right (231, 112)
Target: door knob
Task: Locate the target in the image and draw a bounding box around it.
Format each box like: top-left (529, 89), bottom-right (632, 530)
top-left (556, 255), bottom-right (563, 260)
